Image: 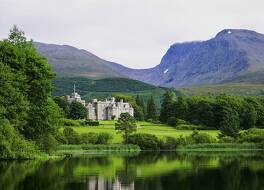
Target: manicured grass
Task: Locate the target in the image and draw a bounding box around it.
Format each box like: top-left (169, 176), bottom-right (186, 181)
top-left (66, 121), bottom-right (219, 144)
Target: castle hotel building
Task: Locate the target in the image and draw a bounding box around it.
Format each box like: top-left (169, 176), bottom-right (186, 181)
top-left (66, 85), bottom-right (134, 120)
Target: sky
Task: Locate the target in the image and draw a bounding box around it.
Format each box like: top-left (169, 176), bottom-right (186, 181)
top-left (0, 0), bottom-right (264, 69)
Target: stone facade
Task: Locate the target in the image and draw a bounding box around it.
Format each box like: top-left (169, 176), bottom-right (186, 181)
top-left (87, 97), bottom-right (134, 120)
top-left (66, 85), bottom-right (134, 120)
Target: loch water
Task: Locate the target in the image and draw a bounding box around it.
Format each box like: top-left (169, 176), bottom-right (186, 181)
top-left (1, 151), bottom-right (264, 190)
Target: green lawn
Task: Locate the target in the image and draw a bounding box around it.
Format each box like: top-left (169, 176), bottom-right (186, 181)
top-left (68, 121), bottom-right (219, 144)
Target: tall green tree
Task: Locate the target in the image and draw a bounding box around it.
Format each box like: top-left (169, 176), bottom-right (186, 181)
top-left (54, 96), bottom-right (70, 117)
top-left (136, 95), bottom-right (145, 120)
top-left (147, 96), bottom-right (157, 120)
top-left (174, 97), bottom-right (188, 120)
top-left (160, 91), bottom-right (176, 123)
top-left (217, 105), bottom-right (240, 138)
top-left (115, 113), bottom-right (137, 144)
top-left (0, 26), bottom-right (62, 140)
top-left (69, 101), bottom-right (88, 120)
top-left (240, 101), bottom-right (257, 130)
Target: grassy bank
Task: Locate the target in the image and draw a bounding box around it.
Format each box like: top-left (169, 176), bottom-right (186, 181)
top-left (56, 144), bottom-right (141, 156)
top-left (177, 143), bottom-right (262, 152)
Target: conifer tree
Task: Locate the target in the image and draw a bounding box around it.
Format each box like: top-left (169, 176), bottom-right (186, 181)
top-left (147, 96), bottom-right (157, 120)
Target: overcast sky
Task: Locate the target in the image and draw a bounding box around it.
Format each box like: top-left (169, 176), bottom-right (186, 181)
top-left (0, 0), bottom-right (264, 68)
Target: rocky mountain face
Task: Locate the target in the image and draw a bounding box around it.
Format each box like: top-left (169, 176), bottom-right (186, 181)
top-left (118, 29), bottom-right (264, 87)
top-left (36, 29), bottom-right (264, 87)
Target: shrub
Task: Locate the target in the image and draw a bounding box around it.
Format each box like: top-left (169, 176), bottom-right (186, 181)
top-left (160, 136), bottom-right (178, 150)
top-left (176, 119), bottom-right (189, 125)
top-left (80, 132), bottom-right (98, 144)
top-left (81, 120), bottom-right (100, 126)
top-left (185, 131), bottom-right (216, 144)
top-left (219, 136), bottom-right (236, 143)
top-left (63, 127), bottom-right (80, 144)
top-left (176, 124), bottom-right (213, 130)
top-left (97, 133), bottom-right (113, 144)
top-left (127, 133), bottom-right (160, 150)
top-left (54, 131), bottom-right (68, 144)
top-left (38, 134), bottom-right (58, 154)
top-left (167, 117), bottom-right (177, 127)
top-left (80, 132), bottom-right (113, 144)
top-left (238, 128), bottom-right (264, 143)
top-left (0, 121), bottom-right (39, 159)
top-left (63, 119), bottom-right (80, 126)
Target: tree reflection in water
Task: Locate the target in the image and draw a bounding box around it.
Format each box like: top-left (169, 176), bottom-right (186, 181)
top-left (1, 152), bottom-right (264, 190)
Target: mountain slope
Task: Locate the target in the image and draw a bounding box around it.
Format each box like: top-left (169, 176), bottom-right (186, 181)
top-left (36, 29), bottom-right (264, 88)
top-left (35, 42), bottom-right (125, 79)
top-left (116, 29), bottom-right (264, 87)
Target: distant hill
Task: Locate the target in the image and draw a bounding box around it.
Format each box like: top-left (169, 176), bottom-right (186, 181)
top-left (35, 42), bottom-right (125, 79)
top-left (53, 77), bottom-right (168, 104)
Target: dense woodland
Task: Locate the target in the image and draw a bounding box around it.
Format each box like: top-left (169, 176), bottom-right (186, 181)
top-left (160, 91), bottom-right (264, 137)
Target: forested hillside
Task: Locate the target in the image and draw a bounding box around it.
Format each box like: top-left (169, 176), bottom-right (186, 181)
top-left (53, 77), bottom-right (168, 104)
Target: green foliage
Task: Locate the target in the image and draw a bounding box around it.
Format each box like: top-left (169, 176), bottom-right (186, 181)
top-left (218, 105), bottom-right (240, 138)
top-left (80, 132), bottom-right (99, 144)
top-left (167, 117), bottom-right (177, 127)
top-left (177, 131), bottom-right (216, 145)
top-left (115, 113), bottom-right (137, 144)
top-left (37, 134), bottom-right (58, 154)
top-left (0, 26), bottom-right (64, 157)
top-left (187, 131), bottom-right (216, 144)
top-left (239, 128), bottom-right (264, 143)
top-left (136, 95), bottom-right (146, 119)
top-left (240, 101), bottom-right (257, 129)
top-left (63, 127), bottom-right (80, 144)
top-left (81, 120), bottom-right (100, 126)
top-left (146, 96), bottom-right (157, 120)
top-left (160, 136), bottom-right (178, 150)
top-left (69, 101), bottom-right (87, 120)
top-left (159, 91), bottom-right (176, 123)
top-left (63, 118), bottom-right (81, 126)
top-left (160, 93), bottom-right (264, 134)
top-left (54, 96), bottom-right (70, 117)
top-left (0, 121), bottom-right (39, 159)
top-left (97, 133), bottom-right (113, 144)
top-left (127, 133), bottom-right (160, 150)
top-left (54, 131), bottom-right (68, 144)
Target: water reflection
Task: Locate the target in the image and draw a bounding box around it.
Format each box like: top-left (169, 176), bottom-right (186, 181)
top-left (1, 152), bottom-right (264, 190)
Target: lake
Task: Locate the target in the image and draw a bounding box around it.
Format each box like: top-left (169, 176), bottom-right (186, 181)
top-left (1, 151), bottom-right (264, 190)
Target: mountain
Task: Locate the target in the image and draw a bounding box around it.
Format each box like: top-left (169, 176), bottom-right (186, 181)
top-left (35, 29), bottom-right (264, 88)
top-left (118, 29), bottom-right (264, 87)
top-left (35, 42), bottom-right (125, 79)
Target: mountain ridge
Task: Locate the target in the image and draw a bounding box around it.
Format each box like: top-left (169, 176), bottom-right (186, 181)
top-left (35, 29), bottom-right (264, 88)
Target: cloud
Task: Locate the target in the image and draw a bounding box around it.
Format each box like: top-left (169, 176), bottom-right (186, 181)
top-left (0, 0), bottom-right (264, 68)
